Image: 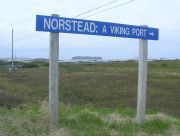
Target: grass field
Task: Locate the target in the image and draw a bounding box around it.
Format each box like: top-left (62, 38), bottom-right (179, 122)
top-left (0, 60), bottom-right (180, 135)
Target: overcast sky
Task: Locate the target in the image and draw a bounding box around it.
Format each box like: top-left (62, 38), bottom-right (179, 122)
top-left (0, 0), bottom-right (180, 60)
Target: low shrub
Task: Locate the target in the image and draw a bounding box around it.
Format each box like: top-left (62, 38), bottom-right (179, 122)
top-left (22, 63), bottom-right (39, 68)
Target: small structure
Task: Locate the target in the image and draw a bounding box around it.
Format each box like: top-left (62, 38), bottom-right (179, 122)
top-left (72, 56), bottom-right (102, 62)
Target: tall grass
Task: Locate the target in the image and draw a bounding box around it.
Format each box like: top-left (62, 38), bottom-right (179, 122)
top-left (59, 104), bottom-right (180, 136)
top-left (0, 102), bottom-right (179, 136)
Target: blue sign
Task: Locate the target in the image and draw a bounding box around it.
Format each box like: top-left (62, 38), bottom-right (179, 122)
top-left (36, 15), bottom-right (159, 40)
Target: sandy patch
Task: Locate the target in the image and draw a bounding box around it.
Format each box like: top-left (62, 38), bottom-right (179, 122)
top-left (50, 128), bottom-right (69, 136)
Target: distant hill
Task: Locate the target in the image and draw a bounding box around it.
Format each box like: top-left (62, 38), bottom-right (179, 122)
top-left (31, 58), bottom-right (49, 62)
top-left (0, 58), bottom-right (49, 62)
top-left (72, 56), bottom-right (102, 62)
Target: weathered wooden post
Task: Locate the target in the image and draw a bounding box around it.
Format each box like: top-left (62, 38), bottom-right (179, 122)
top-left (136, 26), bottom-right (148, 123)
top-left (49, 14), bottom-right (59, 128)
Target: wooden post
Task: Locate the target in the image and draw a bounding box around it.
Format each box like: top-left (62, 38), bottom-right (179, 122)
top-left (136, 29), bottom-right (148, 123)
top-left (49, 14), bottom-right (59, 128)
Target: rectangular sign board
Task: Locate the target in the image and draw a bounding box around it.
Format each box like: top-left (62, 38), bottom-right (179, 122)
top-left (36, 15), bottom-right (159, 40)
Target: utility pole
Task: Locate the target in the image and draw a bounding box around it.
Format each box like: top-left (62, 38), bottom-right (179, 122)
top-left (11, 29), bottom-right (14, 71)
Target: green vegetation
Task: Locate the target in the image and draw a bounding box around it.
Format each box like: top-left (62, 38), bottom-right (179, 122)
top-left (0, 103), bottom-right (179, 135)
top-left (0, 105), bottom-right (48, 136)
top-left (0, 60), bottom-right (180, 135)
top-left (22, 63), bottom-right (39, 68)
top-left (60, 104), bottom-right (180, 136)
